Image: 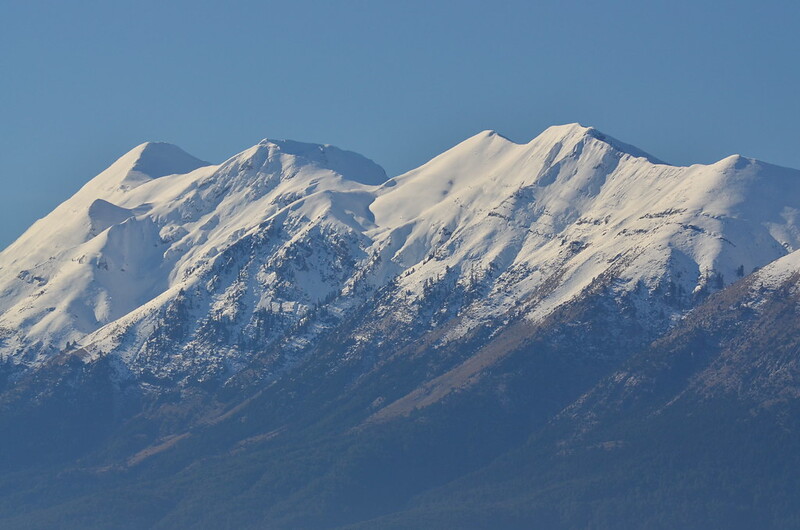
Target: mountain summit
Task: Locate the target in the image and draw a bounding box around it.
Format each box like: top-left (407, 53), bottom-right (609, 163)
top-left (1, 126), bottom-right (799, 373)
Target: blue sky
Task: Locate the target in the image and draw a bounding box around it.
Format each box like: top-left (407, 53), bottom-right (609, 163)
top-left (1, 0), bottom-right (798, 248)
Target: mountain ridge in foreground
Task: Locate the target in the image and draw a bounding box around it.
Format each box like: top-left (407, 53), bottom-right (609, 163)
top-left (0, 124), bottom-right (799, 529)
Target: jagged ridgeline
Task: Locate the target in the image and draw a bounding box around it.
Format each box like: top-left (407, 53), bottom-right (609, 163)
top-left (0, 125), bottom-right (799, 529)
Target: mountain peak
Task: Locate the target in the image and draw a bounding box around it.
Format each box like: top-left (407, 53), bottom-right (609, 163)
top-left (456, 124), bottom-right (665, 165)
top-left (714, 153), bottom-right (753, 171)
top-left (539, 121), bottom-right (593, 136)
top-left (457, 129), bottom-right (517, 147)
top-left (533, 123), bottom-right (665, 164)
top-left (79, 141), bottom-right (212, 197)
top-left (230, 138), bottom-right (388, 186)
top-left (124, 141), bottom-right (209, 180)
top-left (472, 129), bottom-right (514, 142)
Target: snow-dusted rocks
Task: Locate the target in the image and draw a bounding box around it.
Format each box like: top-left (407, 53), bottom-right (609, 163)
top-left (1, 125), bottom-right (799, 385)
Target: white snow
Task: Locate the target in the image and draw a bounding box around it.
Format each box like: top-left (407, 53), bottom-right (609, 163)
top-left (1, 124), bottom-right (799, 375)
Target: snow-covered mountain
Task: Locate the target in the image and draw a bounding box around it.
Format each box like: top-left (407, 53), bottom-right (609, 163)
top-left (3, 125), bottom-right (800, 529)
top-left (1, 124), bottom-right (799, 386)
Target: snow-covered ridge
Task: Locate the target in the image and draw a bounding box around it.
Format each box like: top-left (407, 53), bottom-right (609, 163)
top-left (0, 124), bottom-right (798, 380)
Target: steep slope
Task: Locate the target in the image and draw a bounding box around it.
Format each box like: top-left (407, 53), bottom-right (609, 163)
top-left (0, 142), bottom-right (209, 361)
top-left (555, 247), bottom-right (800, 430)
top-left (361, 250), bottom-right (800, 530)
top-left (0, 140), bottom-right (385, 369)
top-left (329, 125), bottom-right (800, 425)
top-left (371, 125), bottom-right (798, 323)
top-left (2, 124), bottom-right (800, 388)
top-left (0, 126), bottom-right (800, 528)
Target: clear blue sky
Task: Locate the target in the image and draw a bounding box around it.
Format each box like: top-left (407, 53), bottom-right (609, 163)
top-left (1, 0), bottom-right (798, 248)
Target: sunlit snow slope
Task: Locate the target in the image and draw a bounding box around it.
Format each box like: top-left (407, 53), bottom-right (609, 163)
top-left (1, 125), bottom-right (798, 384)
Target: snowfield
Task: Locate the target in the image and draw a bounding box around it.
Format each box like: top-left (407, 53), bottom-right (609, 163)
top-left (1, 124), bottom-right (799, 383)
